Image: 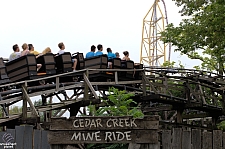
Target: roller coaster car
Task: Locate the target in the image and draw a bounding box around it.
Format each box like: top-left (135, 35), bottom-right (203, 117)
top-left (134, 63), bottom-right (143, 80)
top-left (0, 58), bottom-right (10, 89)
top-left (112, 58), bottom-right (121, 69)
top-left (55, 52), bottom-right (73, 73)
top-left (72, 52), bottom-right (85, 70)
top-left (84, 54), bottom-right (109, 81)
top-left (36, 53), bottom-right (56, 75)
top-left (104, 58), bottom-right (122, 81)
top-left (6, 54), bottom-right (39, 82)
top-left (120, 60), bottom-right (135, 80)
top-left (55, 52), bottom-right (81, 82)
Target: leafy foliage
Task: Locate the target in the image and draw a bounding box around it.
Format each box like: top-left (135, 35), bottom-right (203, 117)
top-left (162, 60), bottom-right (184, 69)
top-left (86, 143), bottom-right (128, 149)
top-left (162, 0), bottom-right (225, 129)
top-left (172, 0), bottom-right (211, 16)
top-left (217, 121), bottom-right (225, 131)
top-left (88, 87), bottom-right (144, 118)
top-left (9, 106), bottom-right (22, 114)
top-left (85, 87), bottom-right (144, 149)
top-left (162, 61), bottom-right (176, 68)
top-left (161, 0), bottom-right (225, 74)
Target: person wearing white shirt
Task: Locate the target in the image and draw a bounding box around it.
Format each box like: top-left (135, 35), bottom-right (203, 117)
top-left (58, 42), bottom-right (77, 72)
top-left (9, 44), bottom-right (21, 62)
top-left (58, 49), bottom-right (65, 55)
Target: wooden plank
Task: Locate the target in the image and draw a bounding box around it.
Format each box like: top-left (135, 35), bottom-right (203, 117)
top-left (143, 106), bottom-right (172, 112)
top-left (51, 145), bottom-right (64, 149)
top-left (88, 68), bottom-right (143, 72)
top-left (50, 116), bottom-right (159, 130)
top-left (84, 71), bottom-right (89, 100)
top-left (128, 143), bottom-right (141, 149)
top-left (90, 80), bottom-right (142, 85)
top-left (34, 130), bottom-right (41, 149)
top-left (115, 71), bottom-right (118, 84)
top-left (41, 130), bottom-right (50, 149)
top-left (0, 115), bottom-right (21, 124)
top-left (37, 98), bottom-right (83, 112)
top-left (172, 128), bottom-right (182, 149)
top-left (22, 86), bottom-right (39, 117)
top-left (142, 73), bottom-right (146, 96)
top-left (6, 129), bottom-right (16, 149)
top-left (202, 131), bottom-right (212, 149)
top-left (213, 130), bottom-right (222, 149)
top-left (29, 83), bottom-right (83, 97)
top-left (182, 130), bottom-right (191, 149)
top-left (142, 74), bottom-right (158, 93)
top-left (6, 129), bottom-right (16, 139)
top-left (56, 77), bottom-right (59, 91)
top-left (192, 129), bottom-right (201, 149)
top-left (83, 74), bottom-right (99, 99)
top-left (198, 82), bottom-right (206, 104)
top-left (15, 126), bottom-right (25, 149)
top-left (223, 132), bottom-right (225, 149)
top-left (148, 143), bottom-right (159, 149)
top-left (176, 109), bottom-right (183, 123)
top-left (0, 131), bottom-right (6, 149)
top-left (48, 130), bottom-right (158, 144)
top-left (22, 96), bottom-right (27, 119)
top-left (162, 130), bottom-right (171, 149)
top-left (140, 143), bottom-right (159, 149)
top-left (57, 109), bottom-right (68, 117)
top-left (65, 145), bottom-right (80, 149)
top-left (0, 96), bottom-right (21, 105)
top-left (23, 125), bottom-right (33, 149)
top-left (182, 113), bottom-right (210, 119)
top-left (182, 113), bottom-right (209, 119)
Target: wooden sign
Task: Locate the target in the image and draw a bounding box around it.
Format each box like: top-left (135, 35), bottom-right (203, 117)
top-left (48, 116), bottom-right (159, 144)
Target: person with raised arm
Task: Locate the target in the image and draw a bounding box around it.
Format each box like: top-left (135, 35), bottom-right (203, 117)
top-left (122, 51), bottom-right (130, 61)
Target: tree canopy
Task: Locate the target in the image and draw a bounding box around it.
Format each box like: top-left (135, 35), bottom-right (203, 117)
top-left (85, 87), bottom-right (144, 149)
top-left (161, 0), bottom-right (225, 74)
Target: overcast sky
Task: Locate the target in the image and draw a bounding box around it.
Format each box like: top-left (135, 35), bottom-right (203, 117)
top-left (0, 0), bottom-right (201, 68)
top-left (1, 0), bottom-right (201, 112)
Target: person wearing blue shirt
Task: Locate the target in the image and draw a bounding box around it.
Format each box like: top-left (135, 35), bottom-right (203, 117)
top-left (106, 48), bottom-right (116, 68)
top-left (107, 48), bottom-right (116, 60)
top-left (86, 45), bottom-right (96, 58)
top-left (94, 44), bottom-right (103, 56)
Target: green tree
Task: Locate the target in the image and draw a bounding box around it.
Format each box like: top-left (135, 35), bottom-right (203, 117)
top-left (161, 0), bottom-right (225, 74)
top-left (161, 0), bottom-right (225, 129)
top-left (9, 106), bottom-right (22, 114)
top-left (172, 0), bottom-right (213, 16)
top-left (87, 87), bottom-right (144, 118)
top-left (85, 87), bottom-right (144, 149)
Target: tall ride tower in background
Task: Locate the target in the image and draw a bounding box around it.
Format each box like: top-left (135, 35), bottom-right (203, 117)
top-left (140, 0), bottom-right (171, 67)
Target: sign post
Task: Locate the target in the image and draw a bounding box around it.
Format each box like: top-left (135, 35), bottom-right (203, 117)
top-left (48, 116), bottom-right (159, 144)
